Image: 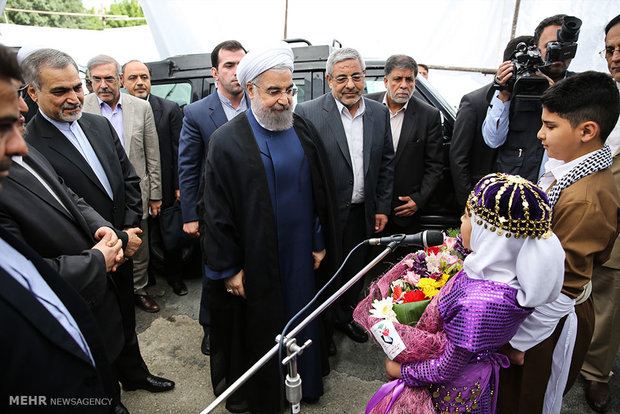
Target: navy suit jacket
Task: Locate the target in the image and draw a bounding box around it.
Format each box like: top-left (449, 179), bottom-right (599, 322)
top-left (178, 92), bottom-right (228, 223)
top-left (295, 93), bottom-right (394, 237)
top-left (0, 225), bottom-right (116, 413)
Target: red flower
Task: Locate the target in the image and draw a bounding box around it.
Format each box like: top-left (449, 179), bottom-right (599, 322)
top-left (425, 246), bottom-right (441, 255)
top-left (392, 285), bottom-right (403, 300)
top-left (403, 290), bottom-right (426, 303)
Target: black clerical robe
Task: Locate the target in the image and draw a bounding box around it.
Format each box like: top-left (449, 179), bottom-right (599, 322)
top-left (199, 112), bottom-right (340, 413)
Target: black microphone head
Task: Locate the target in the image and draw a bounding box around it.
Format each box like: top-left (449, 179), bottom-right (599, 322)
top-left (424, 230), bottom-right (445, 247)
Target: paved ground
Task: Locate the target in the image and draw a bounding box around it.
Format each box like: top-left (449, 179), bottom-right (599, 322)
top-left (122, 274), bottom-right (620, 414)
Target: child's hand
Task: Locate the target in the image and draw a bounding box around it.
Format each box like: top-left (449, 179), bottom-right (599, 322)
top-left (385, 358), bottom-right (402, 380)
top-left (500, 344), bottom-right (525, 366)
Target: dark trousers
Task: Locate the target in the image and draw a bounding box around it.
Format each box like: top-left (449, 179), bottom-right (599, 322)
top-left (335, 203), bottom-right (369, 325)
top-left (199, 264), bottom-right (211, 335)
top-left (497, 298), bottom-right (595, 413)
top-left (111, 261), bottom-right (149, 383)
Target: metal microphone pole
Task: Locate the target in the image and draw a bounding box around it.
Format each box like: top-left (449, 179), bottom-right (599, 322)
top-left (200, 239), bottom-right (403, 414)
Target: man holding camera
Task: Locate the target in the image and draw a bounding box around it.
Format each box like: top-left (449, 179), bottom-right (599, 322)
top-left (482, 14), bottom-right (577, 182)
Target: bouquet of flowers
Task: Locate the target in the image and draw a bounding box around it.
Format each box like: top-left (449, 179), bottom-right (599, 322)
top-left (353, 234), bottom-right (471, 413)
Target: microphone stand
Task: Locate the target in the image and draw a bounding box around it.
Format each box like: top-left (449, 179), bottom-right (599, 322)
top-left (201, 237), bottom-right (404, 414)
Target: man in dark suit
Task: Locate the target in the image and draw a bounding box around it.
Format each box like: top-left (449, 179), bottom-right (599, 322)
top-left (295, 47), bottom-right (394, 348)
top-left (122, 59), bottom-right (188, 296)
top-left (367, 55), bottom-right (443, 239)
top-left (450, 36), bottom-right (533, 208)
top-left (178, 40), bottom-right (247, 355)
top-left (0, 43), bottom-right (117, 414)
top-left (21, 48), bottom-right (174, 394)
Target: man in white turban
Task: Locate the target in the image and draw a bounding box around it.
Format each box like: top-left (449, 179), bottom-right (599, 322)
top-left (199, 42), bottom-right (340, 412)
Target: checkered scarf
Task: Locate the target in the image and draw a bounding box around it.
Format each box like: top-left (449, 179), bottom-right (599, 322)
top-left (547, 145), bottom-right (613, 207)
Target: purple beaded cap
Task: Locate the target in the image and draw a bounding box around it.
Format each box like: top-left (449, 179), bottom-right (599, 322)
top-left (467, 173), bottom-right (553, 239)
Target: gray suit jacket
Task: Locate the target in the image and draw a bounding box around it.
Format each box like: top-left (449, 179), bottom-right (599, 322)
top-left (296, 93), bottom-right (394, 237)
top-left (84, 93), bottom-right (162, 219)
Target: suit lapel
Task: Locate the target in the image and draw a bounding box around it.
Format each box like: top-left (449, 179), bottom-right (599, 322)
top-left (362, 98), bottom-right (374, 175)
top-left (209, 94), bottom-right (229, 129)
top-left (0, 227), bottom-right (93, 366)
top-left (150, 95), bottom-right (163, 131)
top-left (7, 163), bottom-right (74, 221)
top-left (322, 95), bottom-right (352, 168)
top-left (37, 117), bottom-right (110, 198)
top-left (121, 96), bottom-right (133, 157)
top-left (25, 151), bottom-right (94, 238)
top-left (395, 98), bottom-right (417, 166)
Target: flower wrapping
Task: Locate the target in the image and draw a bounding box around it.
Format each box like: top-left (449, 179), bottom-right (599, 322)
top-left (353, 236), bottom-right (470, 413)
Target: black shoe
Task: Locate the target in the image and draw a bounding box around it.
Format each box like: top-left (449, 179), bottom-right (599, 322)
top-left (201, 333), bottom-right (210, 356)
top-left (328, 338), bottom-right (337, 356)
top-left (171, 280), bottom-right (188, 296)
top-left (122, 374), bottom-right (175, 393)
top-left (336, 321), bottom-right (368, 343)
top-left (114, 402), bottom-right (130, 414)
top-left (585, 379), bottom-right (611, 412)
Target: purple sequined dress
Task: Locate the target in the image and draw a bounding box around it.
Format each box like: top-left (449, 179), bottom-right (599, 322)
top-left (400, 270), bottom-right (532, 413)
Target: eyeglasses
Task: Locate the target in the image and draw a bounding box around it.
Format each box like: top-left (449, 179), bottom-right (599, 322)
top-left (91, 75), bottom-right (118, 84)
top-left (332, 74), bottom-right (365, 84)
top-left (17, 84), bottom-right (29, 99)
top-left (599, 46), bottom-right (620, 58)
top-left (251, 83), bottom-right (298, 98)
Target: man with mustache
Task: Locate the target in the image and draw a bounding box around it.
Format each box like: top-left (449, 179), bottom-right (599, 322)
top-left (296, 47), bottom-right (394, 352)
top-left (366, 55), bottom-right (443, 250)
top-left (84, 55), bottom-right (162, 315)
top-left (22, 48), bottom-right (174, 395)
top-left (121, 60), bottom-right (188, 297)
top-left (200, 43), bottom-right (339, 412)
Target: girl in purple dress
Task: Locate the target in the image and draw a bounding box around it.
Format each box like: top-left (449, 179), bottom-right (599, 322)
top-left (384, 173), bottom-right (566, 413)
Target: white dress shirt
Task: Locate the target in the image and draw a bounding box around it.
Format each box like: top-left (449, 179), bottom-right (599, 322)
top-left (334, 96), bottom-right (365, 204)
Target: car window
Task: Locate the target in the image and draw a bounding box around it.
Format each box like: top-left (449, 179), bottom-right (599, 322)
top-left (150, 82), bottom-right (192, 109)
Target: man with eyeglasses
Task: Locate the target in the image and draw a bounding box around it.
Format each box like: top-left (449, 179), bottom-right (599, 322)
top-left (296, 47), bottom-right (394, 353)
top-left (579, 13), bottom-right (620, 413)
top-left (83, 55), bottom-right (163, 315)
top-left (200, 42), bottom-right (338, 412)
top-left (483, 14), bottom-right (577, 183)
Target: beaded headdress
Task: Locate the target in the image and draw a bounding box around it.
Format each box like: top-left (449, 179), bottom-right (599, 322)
top-left (466, 173), bottom-right (553, 239)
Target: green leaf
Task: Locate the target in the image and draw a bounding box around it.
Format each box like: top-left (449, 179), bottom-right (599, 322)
top-left (392, 299), bottom-right (431, 326)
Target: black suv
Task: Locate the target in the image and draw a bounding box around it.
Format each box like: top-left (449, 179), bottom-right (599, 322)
top-left (146, 42), bottom-right (460, 230)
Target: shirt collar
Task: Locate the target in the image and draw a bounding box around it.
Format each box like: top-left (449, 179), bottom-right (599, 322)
top-left (39, 108), bottom-right (76, 132)
top-left (333, 94), bottom-right (365, 119)
top-left (546, 151), bottom-right (596, 182)
top-left (381, 92), bottom-right (409, 115)
top-left (217, 89), bottom-right (246, 110)
top-left (96, 92), bottom-right (122, 110)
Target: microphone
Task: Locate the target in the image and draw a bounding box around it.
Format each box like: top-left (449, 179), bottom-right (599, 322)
top-left (366, 230), bottom-right (444, 248)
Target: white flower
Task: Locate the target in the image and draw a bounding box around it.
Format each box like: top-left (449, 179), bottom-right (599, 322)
top-left (391, 279), bottom-right (407, 290)
top-left (425, 253), bottom-right (441, 274)
top-left (370, 297), bottom-right (398, 322)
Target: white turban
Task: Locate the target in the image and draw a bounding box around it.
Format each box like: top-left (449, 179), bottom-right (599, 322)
top-left (236, 42), bottom-right (294, 88)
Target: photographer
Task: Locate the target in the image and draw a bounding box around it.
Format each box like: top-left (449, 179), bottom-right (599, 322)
top-left (482, 14), bottom-right (578, 182)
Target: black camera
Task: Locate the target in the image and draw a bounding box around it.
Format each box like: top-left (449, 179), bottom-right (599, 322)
top-left (503, 16), bottom-right (582, 98)
top-left (506, 42), bottom-right (549, 98)
top-left (545, 16), bottom-right (582, 63)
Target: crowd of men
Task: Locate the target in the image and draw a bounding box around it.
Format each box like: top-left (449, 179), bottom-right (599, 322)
top-left (0, 11), bottom-right (619, 414)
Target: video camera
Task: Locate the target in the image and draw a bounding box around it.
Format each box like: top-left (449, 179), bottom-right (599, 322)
top-left (504, 16), bottom-right (582, 98)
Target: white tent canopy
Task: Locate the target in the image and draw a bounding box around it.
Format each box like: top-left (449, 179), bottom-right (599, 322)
top-left (0, 0), bottom-right (617, 106)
